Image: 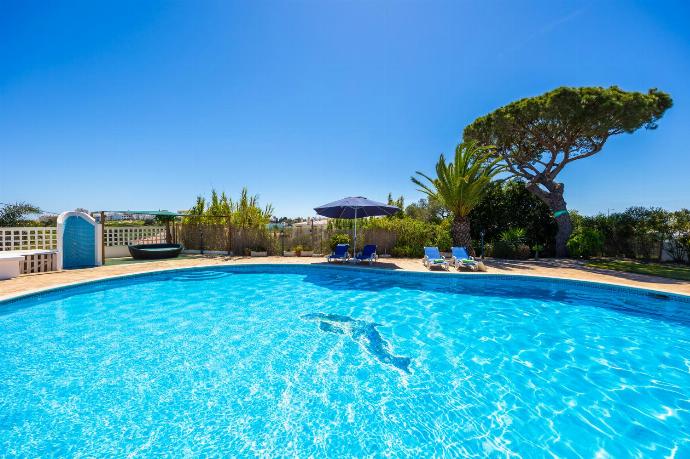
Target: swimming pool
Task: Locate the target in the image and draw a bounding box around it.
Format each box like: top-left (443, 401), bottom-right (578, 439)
top-left (1, 265), bottom-right (689, 456)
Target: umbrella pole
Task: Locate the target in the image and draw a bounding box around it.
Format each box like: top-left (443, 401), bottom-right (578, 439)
top-left (353, 208), bottom-right (357, 261)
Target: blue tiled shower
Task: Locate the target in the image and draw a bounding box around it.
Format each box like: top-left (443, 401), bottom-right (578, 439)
top-left (62, 215), bottom-right (96, 269)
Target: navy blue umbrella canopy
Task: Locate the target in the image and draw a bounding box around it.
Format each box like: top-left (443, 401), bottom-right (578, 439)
top-left (314, 197), bottom-right (400, 256)
top-left (314, 196), bottom-right (400, 219)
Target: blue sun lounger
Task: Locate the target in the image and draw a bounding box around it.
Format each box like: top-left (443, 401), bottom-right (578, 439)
top-left (451, 246), bottom-right (478, 271)
top-left (327, 244), bottom-right (350, 263)
top-left (423, 247), bottom-right (449, 270)
top-left (355, 244), bottom-right (378, 265)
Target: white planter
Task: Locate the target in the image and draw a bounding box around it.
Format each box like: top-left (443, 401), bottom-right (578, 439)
top-left (250, 251), bottom-right (268, 257)
top-left (283, 251), bottom-right (296, 257)
top-left (300, 251), bottom-right (314, 257)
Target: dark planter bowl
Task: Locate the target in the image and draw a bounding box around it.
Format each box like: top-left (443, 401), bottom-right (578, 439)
top-left (128, 243), bottom-right (184, 260)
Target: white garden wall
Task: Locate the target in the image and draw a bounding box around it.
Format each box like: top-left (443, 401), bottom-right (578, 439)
top-left (0, 227), bottom-right (57, 251)
top-left (104, 226), bottom-right (167, 258)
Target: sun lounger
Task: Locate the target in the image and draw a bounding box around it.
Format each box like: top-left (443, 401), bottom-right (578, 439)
top-left (327, 244), bottom-right (350, 263)
top-left (451, 246), bottom-right (478, 271)
top-left (423, 247), bottom-right (449, 270)
top-left (355, 244), bottom-right (378, 265)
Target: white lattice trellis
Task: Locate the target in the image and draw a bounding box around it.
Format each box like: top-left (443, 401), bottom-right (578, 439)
top-left (0, 227), bottom-right (58, 251)
top-left (105, 226), bottom-right (167, 247)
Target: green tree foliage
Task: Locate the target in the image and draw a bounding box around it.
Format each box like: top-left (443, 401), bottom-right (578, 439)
top-left (404, 197), bottom-right (448, 223)
top-left (0, 202), bottom-right (41, 226)
top-left (469, 180), bottom-right (557, 252)
top-left (411, 141), bottom-right (504, 253)
top-left (387, 193), bottom-right (405, 218)
top-left (463, 86), bottom-right (673, 257)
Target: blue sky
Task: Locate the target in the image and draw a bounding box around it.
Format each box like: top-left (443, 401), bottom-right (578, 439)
top-left (1, 0), bottom-right (688, 217)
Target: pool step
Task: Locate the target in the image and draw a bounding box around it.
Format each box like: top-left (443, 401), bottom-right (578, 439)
top-left (172, 271), bottom-right (232, 282)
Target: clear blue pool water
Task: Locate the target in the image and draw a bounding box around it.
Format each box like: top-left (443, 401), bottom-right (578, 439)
top-left (1, 265), bottom-right (689, 457)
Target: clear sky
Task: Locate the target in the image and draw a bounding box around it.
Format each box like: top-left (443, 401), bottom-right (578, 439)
top-left (1, 0), bottom-right (689, 217)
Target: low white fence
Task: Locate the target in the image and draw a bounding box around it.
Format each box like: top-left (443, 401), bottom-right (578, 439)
top-left (104, 226), bottom-right (167, 257)
top-left (0, 227), bottom-right (57, 251)
top-left (0, 228), bottom-right (59, 275)
top-left (0, 226), bottom-right (167, 259)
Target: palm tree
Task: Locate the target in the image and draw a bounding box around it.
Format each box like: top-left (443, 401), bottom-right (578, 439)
top-left (411, 141), bottom-right (504, 253)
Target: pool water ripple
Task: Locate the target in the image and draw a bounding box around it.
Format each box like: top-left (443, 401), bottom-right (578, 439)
top-left (1, 265), bottom-right (689, 457)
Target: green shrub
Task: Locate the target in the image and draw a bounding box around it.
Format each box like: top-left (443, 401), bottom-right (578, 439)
top-left (531, 243), bottom-right (545, 259)
top-left (434, 219), bottom-right (453, 252)
top-left (493, 240), bottom-right (514, 258)
top-left (499, 228), bottom-right (526, 246)
top-left (391, 245), bottom-right (418, 258)
top-left (567, 229), bottom-right (604, 258)
top-left (329, 233), bottom-right (351, 250)
top-left (493, 227), bottom-right (530, 259)
top-left (361, 216), bottom-right (451, 257)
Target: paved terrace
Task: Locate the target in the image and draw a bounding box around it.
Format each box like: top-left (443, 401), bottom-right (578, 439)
top-left (2, 255), bottom-right (690, 300)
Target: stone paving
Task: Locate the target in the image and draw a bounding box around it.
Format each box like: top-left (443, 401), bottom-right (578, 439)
top-left (1, 255), bottom-right (689, 300)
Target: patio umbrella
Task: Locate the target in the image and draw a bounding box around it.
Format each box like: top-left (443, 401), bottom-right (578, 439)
top-left (314, 196), bottom-right (400, 256)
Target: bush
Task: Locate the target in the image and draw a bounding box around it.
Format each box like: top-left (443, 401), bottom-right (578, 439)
top-left (499, 228), bottom-right (526, 246)
top-left (667, 209), bottom-right (690, 264)
top-left (571, 206), bottom-right (673, 259)
top-left (492, 240), bottom-right (514, 259)
top-left (567, 229), bottom-right (604, 259)
top-left (329, 233), bottom-right (351, 250)
top-left (434, 219), bottom-right (453, 252)
top-left (361, 216), bottom-right (451, 257)
top-left (390, 245), bottom-right (417, 258)
top-left (492, 228), bottom-right (530, 259)
top-left (492, 241), bottom-right (530, 259)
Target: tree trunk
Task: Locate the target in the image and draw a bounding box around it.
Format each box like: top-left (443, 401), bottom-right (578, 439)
top-left (553, 207), bottom-right (573, 258)
top-left (526, 181), bottom-right (572, 257)
top-left (451, 214), bottom-right (473, 254)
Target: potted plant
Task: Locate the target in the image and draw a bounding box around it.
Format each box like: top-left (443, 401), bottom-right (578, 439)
top-left (293, 245), bottom-right (303, 257)
top-left (532, 243), bottom-right (544, 260)
top-left (250, 244), bottom-right (268, 257)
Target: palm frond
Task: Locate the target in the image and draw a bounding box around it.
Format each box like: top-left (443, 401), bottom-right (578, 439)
top-left (410, 141), bottom-right (506, 217)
